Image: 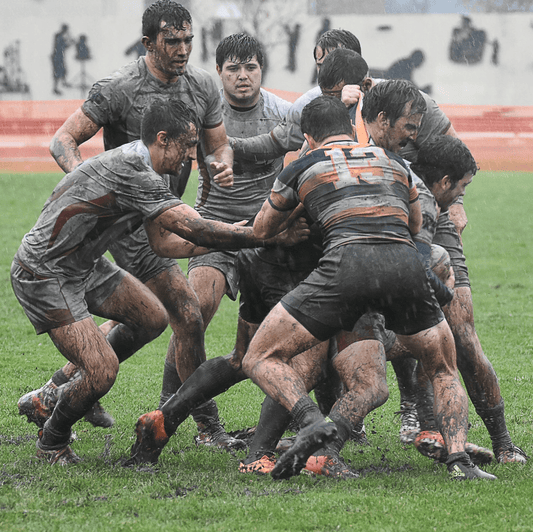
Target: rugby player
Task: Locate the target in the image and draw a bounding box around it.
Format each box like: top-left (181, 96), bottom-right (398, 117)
top-left (23, 0), bottom-right (242, 450)
top-left (11, 99), bottom-right (306, 464)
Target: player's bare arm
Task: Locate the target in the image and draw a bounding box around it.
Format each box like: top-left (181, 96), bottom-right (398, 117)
top-left (153, 202), bottom-right (307, 251)
top-left (253, 191), bottom-right (296, 240)
top-left (50, 108), bottom-right (101, 173)
top-left (144, 218), bottom-right (212, 259)
top-left (203, 123), bottom-right (234, 187)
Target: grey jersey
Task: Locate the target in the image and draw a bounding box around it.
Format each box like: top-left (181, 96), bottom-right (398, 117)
top-left (232, 83), bottom-right (450, 164)
top-left (15, 140), bottom-right (181, 279)
top-left (195, 88), bottom-right (291, 223)
top-left (231, 86), bottom-right (320, 162)
top-left (82, 58), bottom-right (222, 151)
top-left (412, 173), bottom-right (439, 245)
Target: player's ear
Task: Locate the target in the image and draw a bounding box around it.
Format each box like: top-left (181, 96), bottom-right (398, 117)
top-left (142, 36), bottom-right (153, 52)
top-left (304, 133), bottom-right (318, 150)
top-left (216, 64), bottom-right (222, 76)
top-left (157, 131), bottom-right (168, 146)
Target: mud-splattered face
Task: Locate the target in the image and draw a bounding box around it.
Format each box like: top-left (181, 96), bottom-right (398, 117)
top-left (161, 124), bottom-right (198, 175)
top-left (217, 56), bottom-right (262, 108)
top-left (433, 173), bottom-right (473, 211)
top-left (380, 101), bottom-right (422, 153)
top-left (150, 21), bottom-right (193, 82)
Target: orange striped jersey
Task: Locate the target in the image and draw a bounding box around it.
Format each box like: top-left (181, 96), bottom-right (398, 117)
top-left (272, 140), bottom-right (419, 252)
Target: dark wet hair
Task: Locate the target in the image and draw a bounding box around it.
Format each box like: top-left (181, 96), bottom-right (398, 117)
top-left (361, 79), bottom-right (427, 127)
top-left (314, 29), bottom-right (362, 60)
top-left (141, 98), bottom-right (198, 145)
top-left (318, 48), bottom-right (368, 90)
top-left (411, 135), bottom-right (478, 189)
top-left (142, 0), bottom-right (192, 41)
top-left (215, 33), bottom-right (264, 69)
top-left (301, 96), bottom-right (353, 144)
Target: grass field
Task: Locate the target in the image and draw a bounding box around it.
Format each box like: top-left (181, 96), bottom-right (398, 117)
top-left (0, 170), bottom-right (532, 531)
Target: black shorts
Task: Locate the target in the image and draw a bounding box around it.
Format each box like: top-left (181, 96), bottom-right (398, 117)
top-left (237, 248), bottom-right (315, 324)
top-left (433, 211), bottom-right (469, 289)
top-left (281, 242), bottom-right (444, 341)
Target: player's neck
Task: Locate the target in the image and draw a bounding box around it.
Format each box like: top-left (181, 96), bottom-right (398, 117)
top-left (145, 55), bottom-right (180, 84)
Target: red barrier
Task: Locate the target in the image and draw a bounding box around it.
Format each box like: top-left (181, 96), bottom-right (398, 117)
top-left (1, 97), bottom-right (532, 173)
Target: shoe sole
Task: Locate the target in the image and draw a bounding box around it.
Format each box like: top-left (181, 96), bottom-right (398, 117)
top-left (271, 421), bottom-right (337, 480)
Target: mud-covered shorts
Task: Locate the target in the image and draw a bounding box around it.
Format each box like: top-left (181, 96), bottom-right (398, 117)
top-left (237, 248), bottom-right (315, 324)
top-left (433, 211), bottom-right (469, 289)
top-left (188, 250), bottom-right (240, 301)
top-left (108, 225), bottom-right (177, 285)
top-left (11, 255), bottom-right (125, 334)
top-left (281, 242), bottom-right (445, 342)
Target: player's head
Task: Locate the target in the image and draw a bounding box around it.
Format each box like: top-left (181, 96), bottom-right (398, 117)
top-left (216, 32), bottom-right (264, 70)
top-left (142, 1), bottom-right (193, 79)
top-left (318, 48), bottom-right (371, 98)
top-left (411, 135), bottom-right (477, 210)
top-left (301, 95), bottom-right (354, 146)
top-left (142, 98), bottom-right (197, 145)
top-left (215, 33), bottom-right (263, 107)
top-left (142, 99), bottom-right (199, 174)
top-left (314, 29), bottom-right (362, 72)
top-left (362, 79), bottom-right (427, 153)
top-left (142, 0), bottom-right (192, 40)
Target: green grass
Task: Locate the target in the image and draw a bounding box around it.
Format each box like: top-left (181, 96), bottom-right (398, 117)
top-left (0, 171), bottom-right (532, 531)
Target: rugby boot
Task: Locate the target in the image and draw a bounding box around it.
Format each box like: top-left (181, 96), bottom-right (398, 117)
top-left (271, 420), bottom-right (337, 480)
top-left (415, 430), bottom-right (494, 465)
top-left (127, 410), bottom-right (169, 465)
top-left (18, 379), bottom-right (114, 429)
top-left (84, 401), bottom-right (115, 428)
top-left (18, 379), bottom-right (58, 428)
top-left (239, 452), bottom-right (277, 474)
top-left (446, 452), bottom-right (497, 480)
top-left (304, 452), bottom-right (359, 479)
top-left (193, 400), bottom-right (247, 452)
top-left (496, 444), bottom-right (528, 464)
top-left (275, 436), bottom-right (296, 454)
top-left (36, 429), bottom-right (80, 465)
top-left (395, 401), bottom-right (420, 445)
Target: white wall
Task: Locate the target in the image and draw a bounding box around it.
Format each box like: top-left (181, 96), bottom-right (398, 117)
top-left (1, 0), bottom-right (531, 105)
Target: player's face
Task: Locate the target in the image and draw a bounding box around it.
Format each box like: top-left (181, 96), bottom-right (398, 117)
top-left (381, 101), bottom-right (422, 153)
top-left (163, 124), bottom-right (198, 175)
top-left (151, 22), bottom-right (193, 81)
top-left (217, 56), bottom-right (262, 107)
top-left (321, 81), bottom-right (345, 99)
top-left (436, 172), bottom-right (473, 211)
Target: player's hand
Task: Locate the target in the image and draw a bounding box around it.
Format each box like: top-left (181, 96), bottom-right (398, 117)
top-left (341, 84), bottom-right (363, 107)
top-left (275, 216), bottom-right (310, 247)
top-left (211, 161), bottom-right (234, 187)
top-left (448, 203), bottom-right (468, 236)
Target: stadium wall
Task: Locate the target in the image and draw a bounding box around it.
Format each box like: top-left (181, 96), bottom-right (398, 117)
top-left (0, 1), bottom-right (531, 106)
top-left (1, 96), bottom-right (531, 173)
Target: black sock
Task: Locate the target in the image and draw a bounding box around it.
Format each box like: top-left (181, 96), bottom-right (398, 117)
top-left (51, 368), bottom-right (69, 387)
top-left (159, 360), bottom-right (182, 409)
top-left (161, 357), bottom-right (242, 437)
top-left (246, 397), bottom-right (291, 462)
top-left (476, 399), bottom-right (513, 451)
top-left (41, 401), bottom-right (83, 448)
top-left (290, 396), bottom-right (323, 429)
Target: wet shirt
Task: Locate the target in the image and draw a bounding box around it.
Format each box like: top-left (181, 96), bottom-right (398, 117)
top-left (411, 173), bottom-right (439, 245)
top-left (82, 58), bottom-right (222, 150)
top-left (273, 141), bottom-right (418, 253)
top-left (195, 88), bottom-right (291, 223)
top-left (16, 141), bottom-right (182, 279)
